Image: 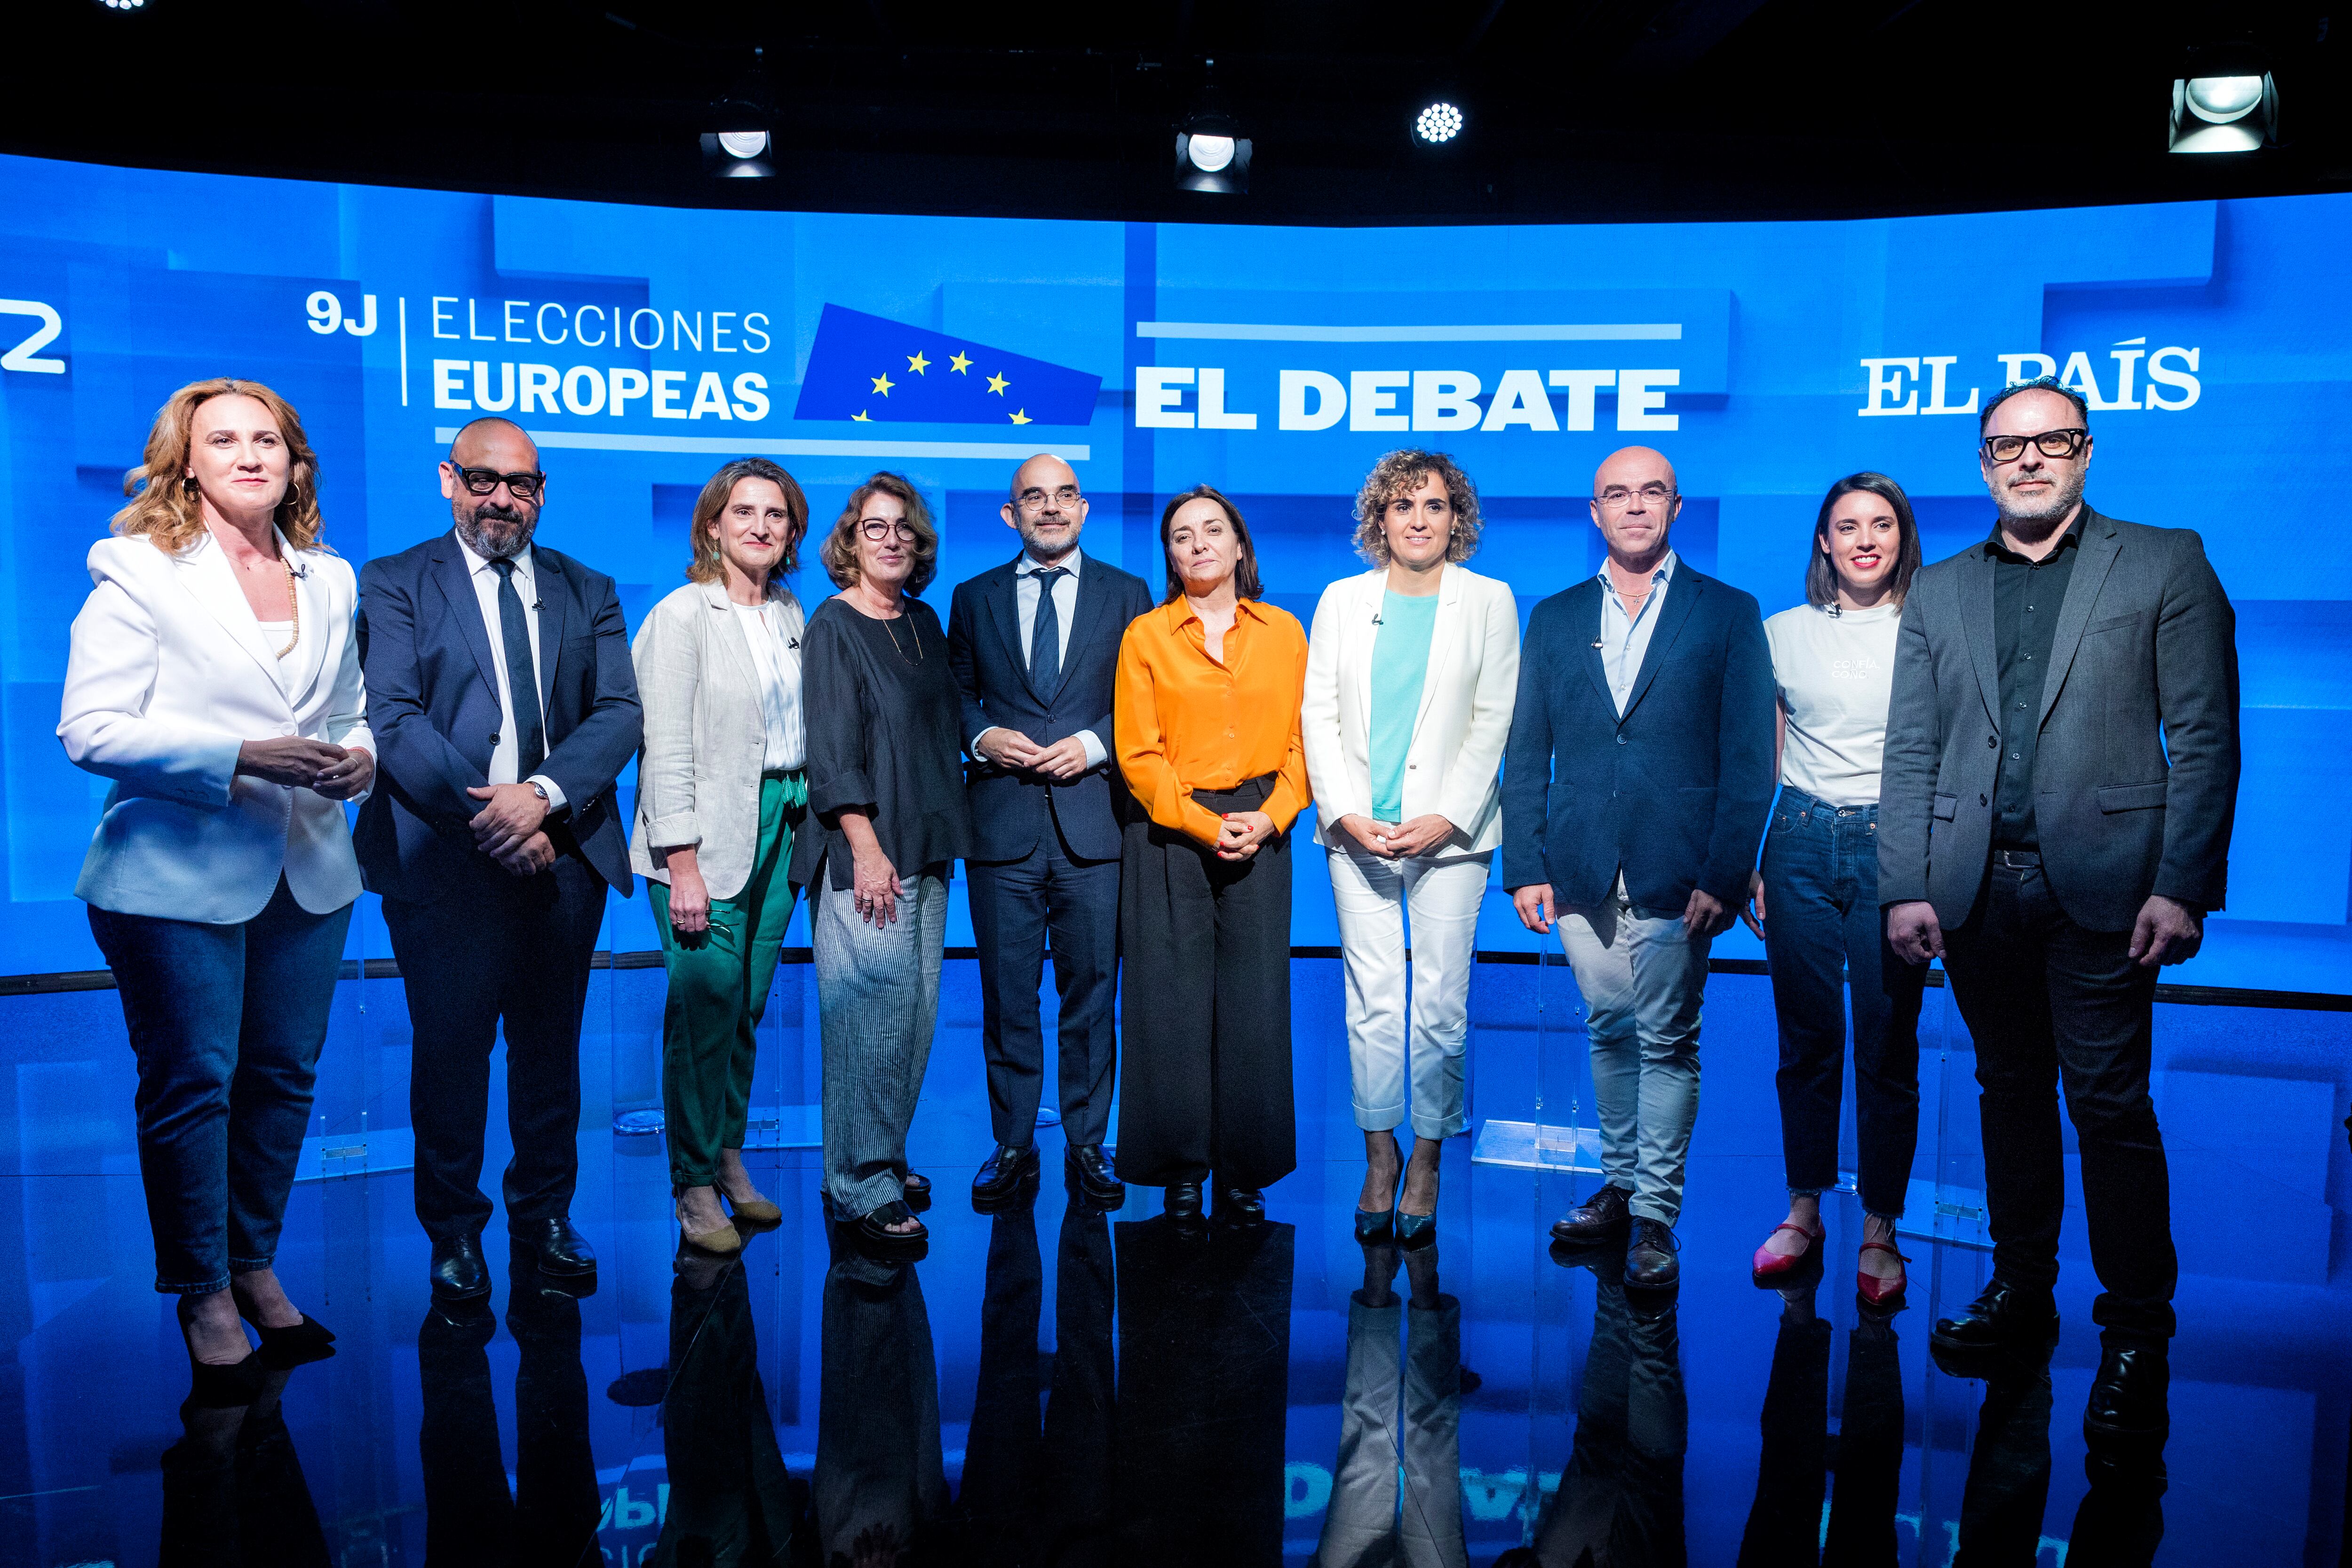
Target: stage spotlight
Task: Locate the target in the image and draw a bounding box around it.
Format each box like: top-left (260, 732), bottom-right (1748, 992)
top-left (1414, 101), bottom-right (1465, 145)
top-left (2169, 48), bottom-right (2279, 153)
top-left (1176, 74), bottom-right (1251, 194)
top-left (700, 129), bottom-right (774, 178)
top-left (96, 0), bottom-right (147, 9)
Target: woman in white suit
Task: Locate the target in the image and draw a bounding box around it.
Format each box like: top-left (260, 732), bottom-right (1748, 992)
top-left (59, 378), bottom-right (372, 1382)
top-left (1304, 450), bottom-right (1519, 1246)
top-left (630, 458), bottom-right (810, 1255)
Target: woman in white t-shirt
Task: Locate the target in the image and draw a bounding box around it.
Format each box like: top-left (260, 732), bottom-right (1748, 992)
top-left (1742, 473), bottom-right (1929, 1305)
top-left (630, 459), bottom-right (810, 1256)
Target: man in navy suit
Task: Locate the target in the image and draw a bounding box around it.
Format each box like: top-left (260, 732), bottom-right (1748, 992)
top-left (1502, 445), bottom-right (1775, 1288)
top-left (357, 417), bottom-right (643, 1302)
top-left (948, 454), bottom-right (1154, 1213)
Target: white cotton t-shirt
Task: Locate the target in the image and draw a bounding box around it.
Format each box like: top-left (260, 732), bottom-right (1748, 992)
top-left (733, 601), bottom-right (807, 772)
top-left (1763, 600), bottom-right (1901, 807)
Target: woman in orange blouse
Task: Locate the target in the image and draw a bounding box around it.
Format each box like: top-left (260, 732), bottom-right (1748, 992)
top-left (1114, 484), bottom-right (1310, 1225)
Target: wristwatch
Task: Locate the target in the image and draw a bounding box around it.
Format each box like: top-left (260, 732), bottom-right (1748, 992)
top-left (529, 781), bottom-right (551, 804)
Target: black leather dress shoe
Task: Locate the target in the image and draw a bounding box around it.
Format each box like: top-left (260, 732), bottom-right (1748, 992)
top-left (2084, 1343), bottom-right (2170, 1441)
top-left (1163, 1181), bottom-right (1204, 1221)
top-left (513, 1217), bottom-right (597, 1279)
top-left (1549, 1183), bottom-right (1632, 1243)
top-left (1216, 1186), bottom-right (1266, 1226)
top-left (1065, 1144), bottom-right (1125, 1208)
top-left (971, 1143), bottom-right (1041, 1212)
top-left (1625, 1217), bottom-right (1681, 1289)
top-left (1931, 1277), bottom-right (2058, 1357)
top-left (429, 1233), bottom-right (490, 1302)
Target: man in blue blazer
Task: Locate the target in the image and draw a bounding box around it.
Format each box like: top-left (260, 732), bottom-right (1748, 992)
top-left (1502, 445), bottom-right (1775, 1288)
top-left (948, 454), bottom-right (1155, 1213)
top-left (356, 417), bottom-right (643, 1302)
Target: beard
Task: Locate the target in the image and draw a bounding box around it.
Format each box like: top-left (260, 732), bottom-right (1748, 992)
top-left (1992, 464), bottom-right (2086, 534)
top-left (455, 501), bottom-right (535, 560)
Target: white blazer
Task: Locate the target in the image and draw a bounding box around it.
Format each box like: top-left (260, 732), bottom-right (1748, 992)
top-left (1303, 562), bottom-right (1521, 854)
top-left (629, 579), bottom-right (807, 900)
top-left (59, 530), bottom-right (373, 922)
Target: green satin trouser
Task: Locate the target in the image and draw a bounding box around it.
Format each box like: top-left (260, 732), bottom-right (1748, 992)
top-left (650, 771), bottom-right (806, 1186)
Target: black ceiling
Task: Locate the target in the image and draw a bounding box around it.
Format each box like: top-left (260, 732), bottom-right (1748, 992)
top-left (13, 0), bottom-right (2351, 225)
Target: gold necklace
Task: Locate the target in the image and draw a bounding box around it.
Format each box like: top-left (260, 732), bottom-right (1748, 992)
top-left (881, 605), bottom-right (922, 665)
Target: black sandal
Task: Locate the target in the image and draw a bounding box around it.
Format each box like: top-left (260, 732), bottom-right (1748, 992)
top-left (852, 1200), bottom-right (929, 1259)
top-left (901, 1171), bottom-right (933, 1212)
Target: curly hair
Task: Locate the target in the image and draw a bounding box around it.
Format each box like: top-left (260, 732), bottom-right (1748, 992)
top-left (687, 458), bottom-right (807, 585)
top-left (114, 377), bottom-right (325, 555)
top-left (1351, 449), bottom-right (1482, 566)
top-left (819, 471), bottom-right (939, 596)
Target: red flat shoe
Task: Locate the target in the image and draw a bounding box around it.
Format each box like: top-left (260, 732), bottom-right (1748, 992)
top-left (1752, 1218), bottom-right (1825, 1281)
top-left (1858, 1239), bottom-right (1909, 1304)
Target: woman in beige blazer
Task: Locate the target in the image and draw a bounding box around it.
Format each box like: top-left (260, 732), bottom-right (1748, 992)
top-left (1303, 450), bottom-right (1519, 1246)
top-left (630, 458), bottom-right (810, 1254)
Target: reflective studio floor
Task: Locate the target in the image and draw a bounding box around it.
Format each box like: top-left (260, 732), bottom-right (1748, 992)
top-left (3, 961), bottom-right (2350, 1568)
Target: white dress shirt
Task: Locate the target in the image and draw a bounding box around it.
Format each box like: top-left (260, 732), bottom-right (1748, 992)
top-left (453, 534), bottom-right (565, 810)
top-left (1597, 550), bottom-right (1678, 717)
top-left (733, 600), bottom-right (807, 772)
top-left (973, 547), bottom-right (1107, 769)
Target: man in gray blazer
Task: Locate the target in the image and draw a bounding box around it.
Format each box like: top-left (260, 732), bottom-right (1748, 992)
top-left (1880, 376), bottom-right (2238, 1441)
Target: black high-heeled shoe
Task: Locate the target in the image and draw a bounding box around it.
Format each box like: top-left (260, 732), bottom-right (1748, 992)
top-left (232, 1282), bottom-right (337, 1367)
top-left (1355, 1147), bottom-right (1404, 1243)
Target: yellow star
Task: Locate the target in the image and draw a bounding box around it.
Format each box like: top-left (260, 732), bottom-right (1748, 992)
top-left (949, 351), bottom-right (973, 374)
top-left (1009, 408), bottom-right (1032, 425)
top-left (851, 411), bottom-right (872, 422)
top-left (871, 372), bottom-right (894, 396)
top-left (906, 350), bottom-right (930, 374)
top-left (985, 371), bottom-right (1009, 396)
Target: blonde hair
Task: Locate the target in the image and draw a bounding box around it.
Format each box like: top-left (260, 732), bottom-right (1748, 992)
top-left (114, 378), bottom-right (323, 554)
top-left (687, 458), bottom-right (808, 585)
top-left (819, 472), bottom-right (939, 595)
top-left (1352, 449), bottom-right (1482, 566)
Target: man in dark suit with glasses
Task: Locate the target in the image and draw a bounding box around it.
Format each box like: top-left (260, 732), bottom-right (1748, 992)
top-left (948, 454), bottom-right (1154, 1213)
top-left (1879, 375), bottom-right (2238, 1442)
top-left (357, 417), bottom-right (643, 1303)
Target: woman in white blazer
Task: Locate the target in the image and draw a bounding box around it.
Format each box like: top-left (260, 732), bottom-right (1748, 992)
top-left (1304, 450), bottom-right (1519, 1247)
top-left (629, 458), bottom-right (811, 1255)
top-left (58, 378), bottom-right (372, 1383)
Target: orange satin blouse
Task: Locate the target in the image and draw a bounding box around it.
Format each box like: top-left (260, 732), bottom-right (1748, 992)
top-left (1115, 595), bottom-right (1312, 846)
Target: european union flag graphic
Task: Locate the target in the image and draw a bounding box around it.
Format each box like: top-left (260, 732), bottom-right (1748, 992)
top-left (793, 304), bottom-right (1103, 426)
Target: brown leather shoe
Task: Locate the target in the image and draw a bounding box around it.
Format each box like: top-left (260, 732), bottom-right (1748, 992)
top-left (1549, 1183), bottom-right (1632, 1243)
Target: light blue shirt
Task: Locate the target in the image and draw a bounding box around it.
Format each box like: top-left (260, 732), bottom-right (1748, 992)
top-left (1597, 550), bottom-right (1677, 717)
top-left (1367, 589), bottom-right (1442, 822)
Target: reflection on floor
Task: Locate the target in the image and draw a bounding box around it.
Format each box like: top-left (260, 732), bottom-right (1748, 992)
top-left (4, 978), bottom-right (2350, 1565)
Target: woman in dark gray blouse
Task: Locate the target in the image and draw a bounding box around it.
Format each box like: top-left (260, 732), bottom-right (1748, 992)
top-left (795, 471), bottom-right (973, 1258)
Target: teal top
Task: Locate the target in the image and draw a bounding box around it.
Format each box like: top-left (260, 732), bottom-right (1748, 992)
top-left (1367, 588), bottom-right (1442, 823)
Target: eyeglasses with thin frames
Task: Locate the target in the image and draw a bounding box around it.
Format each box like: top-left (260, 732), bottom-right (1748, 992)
top-left (1015, 486), bottom-right (1082, 512)
top-left (1595, 483), bottom-right (1677, 509)
top-left (1981, 427), bottom-right (2088, 464)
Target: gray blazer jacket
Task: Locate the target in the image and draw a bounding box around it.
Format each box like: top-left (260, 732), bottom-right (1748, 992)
top-left (1878, 505), bottom-right (2239, 933)
top-left (628, 579), bottom-right (806, 900)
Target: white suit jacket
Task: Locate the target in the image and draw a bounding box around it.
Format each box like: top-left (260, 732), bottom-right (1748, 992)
top-left (59, 530), bottom-right (373, 922)
top-left (1303, 562), bottom-right (1521, 854)
top-left (628, 579), bottom-right (807, 900)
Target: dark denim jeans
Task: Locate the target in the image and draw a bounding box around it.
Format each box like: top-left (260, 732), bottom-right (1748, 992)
top-left (88, 877), bottom-right (351, 1294)
top-left (1760, 787), bottom-right (1927, 1218)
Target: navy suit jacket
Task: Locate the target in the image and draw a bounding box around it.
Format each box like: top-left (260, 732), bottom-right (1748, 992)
top-left (1501, 566), bottom-right (1776, 913)
top-left (947, 553), bottom-right (1154, 863)
top-left (354, 531), bottom-right (643, 903)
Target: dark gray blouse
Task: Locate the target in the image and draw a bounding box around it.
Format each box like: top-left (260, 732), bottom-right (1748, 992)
top-left (791, 594), bottom-right (974, 892)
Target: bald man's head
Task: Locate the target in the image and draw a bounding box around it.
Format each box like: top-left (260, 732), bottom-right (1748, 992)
top-left (1589, 445), bottom-right (1682, 570)
top-left (1001, 451), bottom-right (1088, 563)
top-left (441, 417), bottom-right (544, 560)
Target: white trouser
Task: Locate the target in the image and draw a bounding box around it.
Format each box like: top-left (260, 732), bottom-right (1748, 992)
top-left (1328, 846), bottom-right (1491, 1140)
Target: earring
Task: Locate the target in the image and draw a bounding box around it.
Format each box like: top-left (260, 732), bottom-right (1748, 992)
top-left (182, 474), bottom-right (199, 495)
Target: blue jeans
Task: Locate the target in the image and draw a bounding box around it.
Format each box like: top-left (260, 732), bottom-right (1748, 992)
top-left (1759, 787), bottom-right (1926, 1218)
top-left (88, 876), bottom-right (352, 1294)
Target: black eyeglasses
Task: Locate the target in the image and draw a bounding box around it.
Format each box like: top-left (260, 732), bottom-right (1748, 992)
top-left (1015, 486), bottom-right (1083, 512)
top-left (449, 465), bottom-right (546, 500)
top-left (859, 518), bottom-right (919, 541)
top-left (1981, 428), bottom-right (2087, 464)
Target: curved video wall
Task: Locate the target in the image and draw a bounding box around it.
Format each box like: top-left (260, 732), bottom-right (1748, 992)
top-left (0, 153), bottom-right (2343, 990)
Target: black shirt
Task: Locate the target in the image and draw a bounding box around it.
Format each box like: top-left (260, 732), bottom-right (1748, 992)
top-left (1986, 511), bottom-right (2085, 850)
top-left (792, 595), bottom-right (975, 892)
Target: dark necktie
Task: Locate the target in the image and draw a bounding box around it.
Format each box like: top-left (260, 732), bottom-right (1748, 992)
top-left (1027, 566), bottom-right (1069, 693)
top-left (489, 557), bottom-right (546, 775)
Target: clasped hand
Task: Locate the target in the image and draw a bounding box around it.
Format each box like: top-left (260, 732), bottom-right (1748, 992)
top-left (468, 782), bottom-right (553, 876)
top-left (1216, 810), bottom-right (1276, 861)
top-left (235, 737), bottom-right (374, 801)
top-left (976, 727), bottom-right (1091, 782)
top-left (1335, 812), bottom-right (1457, 860)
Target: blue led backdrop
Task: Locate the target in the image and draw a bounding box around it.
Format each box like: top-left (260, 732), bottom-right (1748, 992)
top-left (0, 152), bottom-right (2342, 991)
